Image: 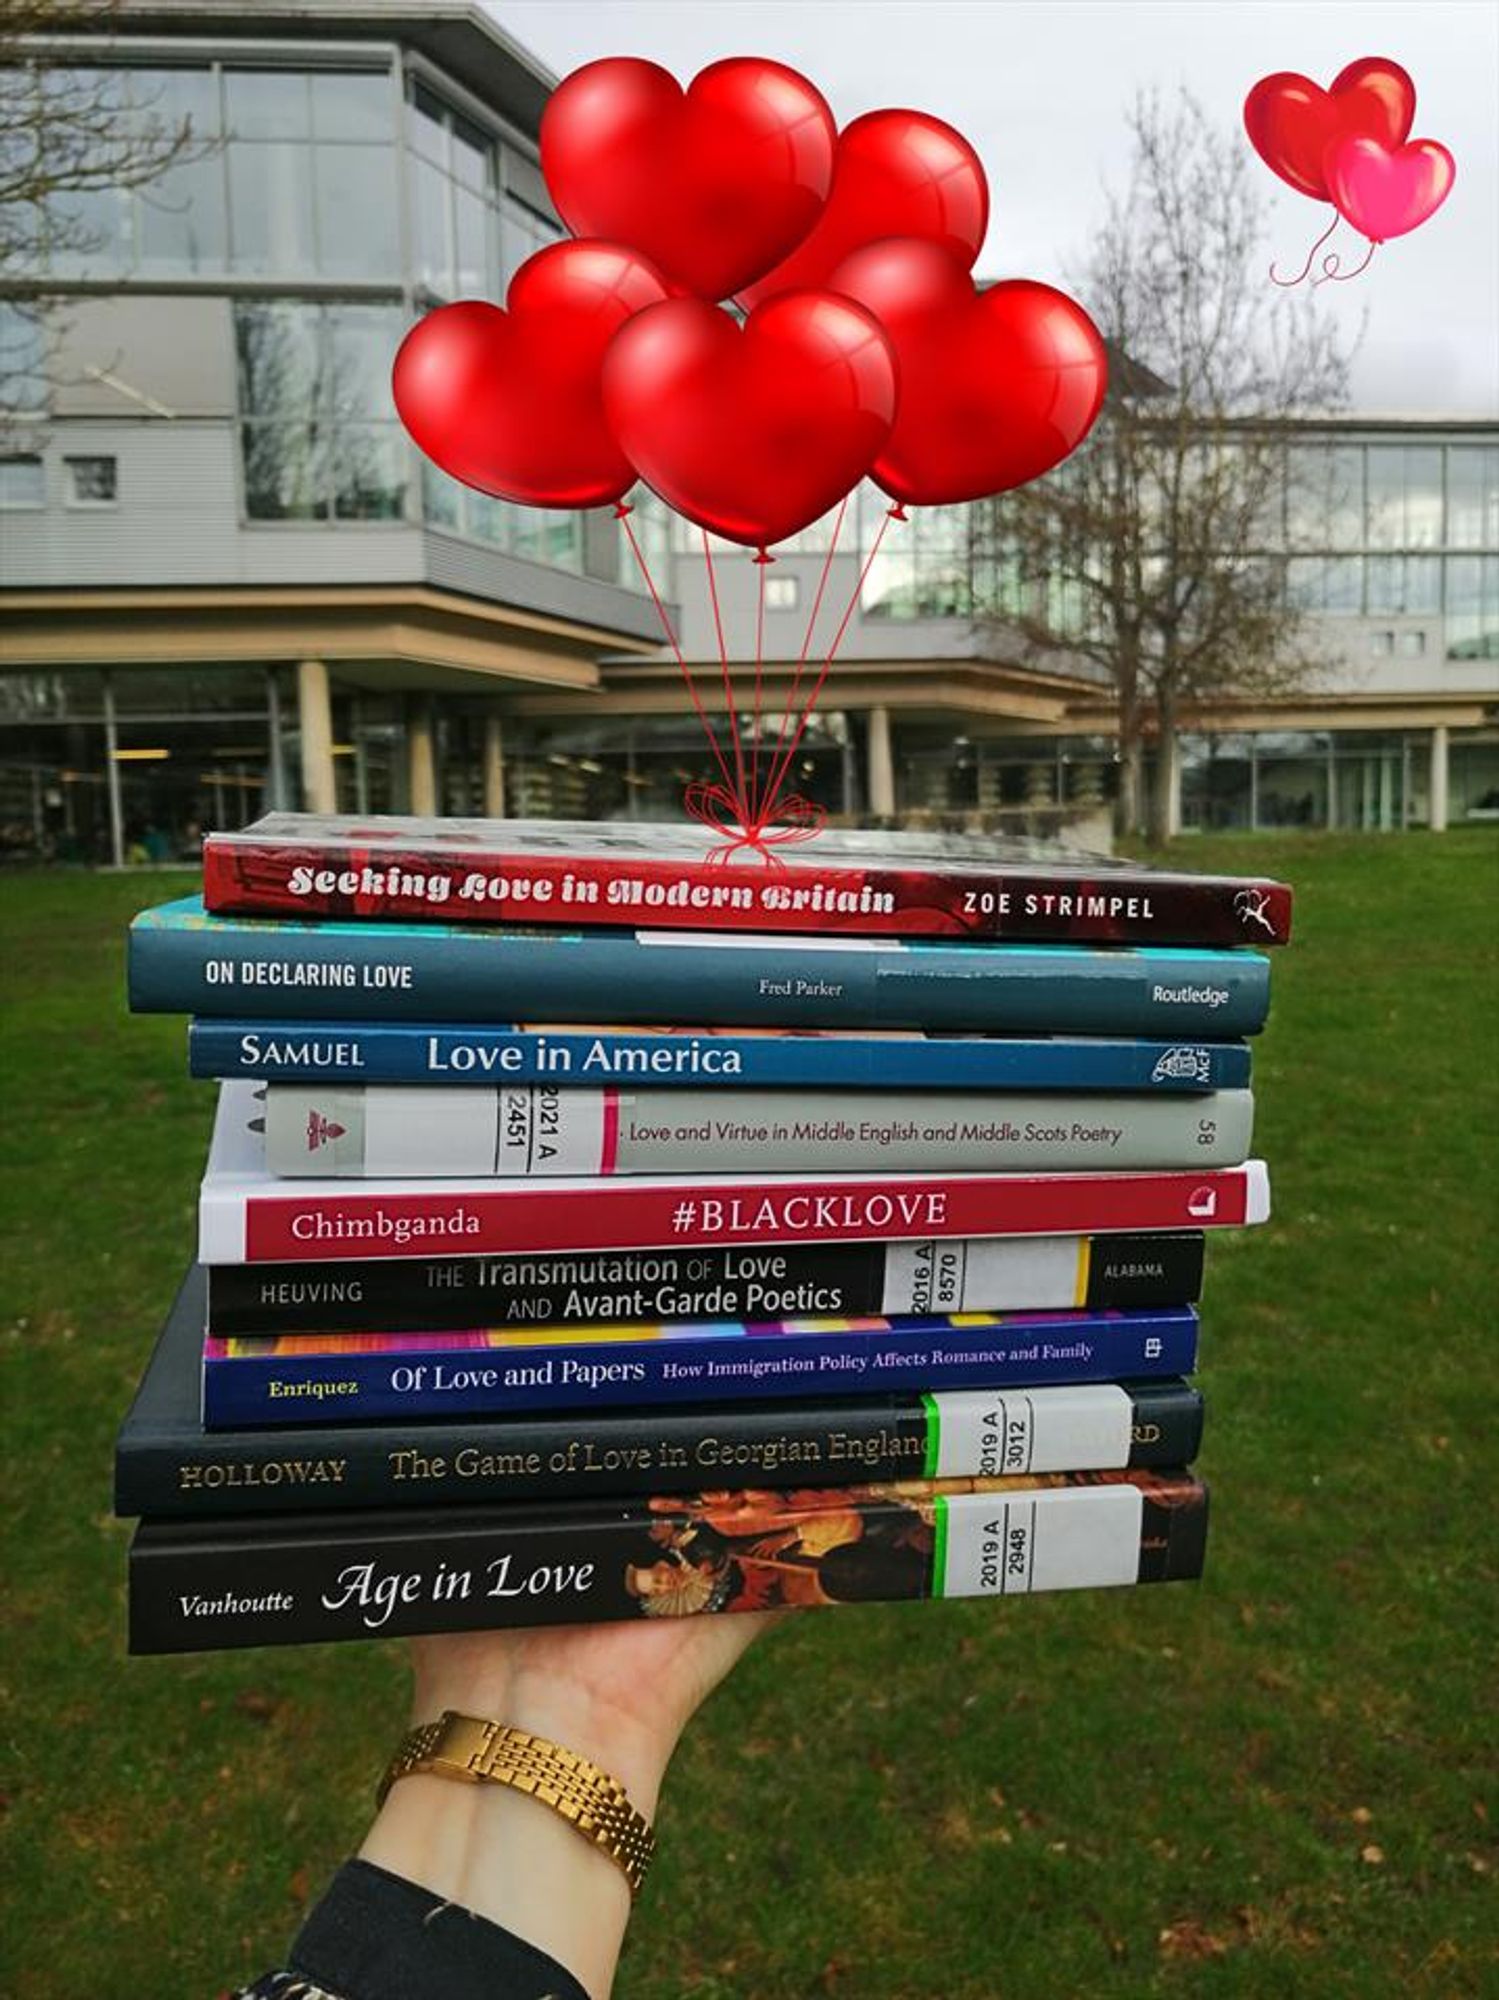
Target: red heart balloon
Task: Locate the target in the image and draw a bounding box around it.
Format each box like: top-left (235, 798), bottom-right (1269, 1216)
top-left (391, 241), bottom-right (671, 508)
top-left (1325, 134), bottom-right (1456, 242)
top-left (740, 107), bottom-right (989, 309)
top-left (1243, 56), bottom-right (1415, 201)
top-left (540, 57), bottom-right (836, 300)
top-left (830, 240), bottom-right (1107, 507)
top-left (602, 293), bottom-right (896, 550)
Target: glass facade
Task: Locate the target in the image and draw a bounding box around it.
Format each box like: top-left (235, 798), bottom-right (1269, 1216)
top-left (11, 53), bottom-right (590, 557)
top-left (862, 437), bottom-right (1499, 660)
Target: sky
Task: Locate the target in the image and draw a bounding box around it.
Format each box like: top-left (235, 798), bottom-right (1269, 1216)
top-left (490, 0), bottom-right (1499, 418)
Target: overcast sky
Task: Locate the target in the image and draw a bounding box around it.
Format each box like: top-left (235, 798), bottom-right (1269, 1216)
top-left (491, 0), bottom-right (1498, 418)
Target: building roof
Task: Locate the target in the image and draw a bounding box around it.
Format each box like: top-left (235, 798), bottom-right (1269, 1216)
top-left (90, 1), bottom-right (558, 133)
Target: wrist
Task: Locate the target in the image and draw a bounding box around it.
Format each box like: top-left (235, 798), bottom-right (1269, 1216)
top-left (408, 1658), bottom-right (677, 1820)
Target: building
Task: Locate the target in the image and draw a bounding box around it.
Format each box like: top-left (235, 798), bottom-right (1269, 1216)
top-left (2, 1), bottom-right (1496, 860)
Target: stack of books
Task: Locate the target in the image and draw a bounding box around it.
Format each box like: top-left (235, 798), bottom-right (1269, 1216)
top-left (116, 816), bottom-right (1288, 1652)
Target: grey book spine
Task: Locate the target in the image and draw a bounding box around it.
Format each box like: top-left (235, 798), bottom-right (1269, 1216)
top-left (263, 1084), bottom-right (1256, 1179)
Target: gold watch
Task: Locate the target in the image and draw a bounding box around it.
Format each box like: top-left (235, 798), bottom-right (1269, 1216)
top-left (378, 1710), bottom-right (656, 1897)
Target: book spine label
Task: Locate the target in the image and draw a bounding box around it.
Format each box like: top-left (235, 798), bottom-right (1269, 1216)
top-left (262, 1085), bottom-right (1255, 1179)
top-left (131, 908), bottom-right (1272, 1036)
top-left (204, 1161), bottom-right (1268, 1264)
top-left (203, 834), bottom-right (1291, 945)
top-left (189, 1021), bottom-right (1254, 1093)
top-left (201, 1310), bottom-right (1199, 1428)
top-left (127, 1470), bottom-right (1209, 1653)
top-left (205, 1231), bottom-right (1206, 1336)
top-left (114, 1380), bottom-right (1205, 1518)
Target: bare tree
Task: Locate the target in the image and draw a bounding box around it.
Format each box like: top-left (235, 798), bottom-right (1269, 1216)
top-left (973, 90), bottom-right (1352, 842)
top-left (1, 0), bottom-right (209, 430)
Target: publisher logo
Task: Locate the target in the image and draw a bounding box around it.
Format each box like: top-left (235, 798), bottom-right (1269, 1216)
top-left (1186, 1186), bottom-right (1218, 1220)
top-left (306, 1110), bottom-right (347, 1153)
top-left (1151, 1046), bottom-right (1212, 1085)
top-left (1234, 888), bottom-right (1276, 936)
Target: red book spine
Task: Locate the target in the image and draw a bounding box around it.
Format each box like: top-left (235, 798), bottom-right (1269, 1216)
top-left (212, 1164), bottom-right (1267, 1264)
top-left (201, 838), bottom-right (1292, 946)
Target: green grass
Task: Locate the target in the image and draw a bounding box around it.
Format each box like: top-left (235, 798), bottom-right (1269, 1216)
top-left (2, 834), bottom-right (1496, 1998)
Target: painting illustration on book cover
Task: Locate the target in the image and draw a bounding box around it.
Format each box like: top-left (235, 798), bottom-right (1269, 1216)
top-left (619, 1471), bottom-right (1205, 1616)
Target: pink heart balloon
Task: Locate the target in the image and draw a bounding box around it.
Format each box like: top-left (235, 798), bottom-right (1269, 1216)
top-left (1324, 134), bottom-right (1456, 241)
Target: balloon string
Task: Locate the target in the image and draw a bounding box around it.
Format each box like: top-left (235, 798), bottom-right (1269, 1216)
top-left (1315, 238), bottom-right (1378, 285)
top-left (750, 552), bottom-right (768, 822)
top-left (701, 529), bottom-right (749, 822)
top-left (761, 496), bottom-right (848, 824)
top-left (758, 503), bottom-right (904, 821)
top-left (615, 504), bottom-right (739, 804)
top-left (1269, 212), bottom-right (1339, 288)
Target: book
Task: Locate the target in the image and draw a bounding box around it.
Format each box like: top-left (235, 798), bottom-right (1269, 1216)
top-left (201, 1304), bottom-right (1200, 1427)
top-left (115, 1268), bottom-right (1206, 1516)
top-left (206, 1230), bottom-right (1208, 1338)
top-left (201, 1082), bottom-right (1272, 1264)
top-left (189, 1019), bottom-right (1255, 1093)
top-left (261, 1083), bottom-right (1256, 1178)
top-left (130, 898), bottom-right (1274, 1038)
top-left (127, 1468), bottom-right (1211, 1653)
top-left (202, 812), bottom-right (1292, 946)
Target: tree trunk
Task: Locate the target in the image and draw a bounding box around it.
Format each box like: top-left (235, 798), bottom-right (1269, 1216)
top-left (1114, 670), bottom-right (1143, 842)
top-left (1147, 687), bottom-right (1182, 847)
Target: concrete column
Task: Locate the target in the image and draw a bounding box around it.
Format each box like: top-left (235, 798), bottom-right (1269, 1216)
top-left (350, 697), bottom-right (371, 815)
top-left (265, 667), bottom-right (288, 811)
top-left (482, 713), bottom-right (506, 817)
top-left (296, 659), bottom-right (336, 814)
top-left (101, 671), bottom-right (125, 867)
top-left (866, 705), bottom-right (895, 820)
top-left (1429, 725), bottom-right (1449, 832)
top-left (407, 696), bottom-right (438, 817)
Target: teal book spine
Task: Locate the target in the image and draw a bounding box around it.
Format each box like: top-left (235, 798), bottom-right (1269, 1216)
top-left (131, 898), bottom-right (1272, 1036)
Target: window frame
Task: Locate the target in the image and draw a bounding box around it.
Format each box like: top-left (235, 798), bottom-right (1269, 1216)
top-left (62, 455), bottom-right (119, 508)
top-left (0, 455), bottom-right (46, 510)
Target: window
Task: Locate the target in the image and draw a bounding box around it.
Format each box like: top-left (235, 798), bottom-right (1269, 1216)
top-left (235, 301), bottom-right (408, 521)
top-left (1285, 443), bottom-right (1363, 550)
top-left (405, 83), bottom-right (519, 299)
top-left (1369, 631), bottom-right (1395, 657)
top-left (224, 64), bottom-right (399, 280)
top-left (1447, 447), bottom-right (1499, 549)
top-left (1287, 555), bottom-right (1363, 615)
top-left (0, 304), bottom-right (49, 415)
top-left (136, 154), bottom-right (227, 275)
top-left (1366, 444), bottom-right (1444, 549)
top-left (35, 66), bottom-right (224, 277)
top-left (1446, 555), bottom-right (1499, 660)
top-left (1398, 631), bottom-right (1427, 658)
top-left (764, 575), bottom-right (800, 611)
top-left (64, 456), bottom-right (117, 506)
top-left (0, 456), bottom-right (44, 507)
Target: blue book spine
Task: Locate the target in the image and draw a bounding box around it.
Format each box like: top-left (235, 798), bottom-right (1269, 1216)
top-left (202, 1307), bottom-right (1198, 1429)
top-left (133, 898), bottom-right (1271, 1037)
top-left (188, 1019), bottom-right (1253, 1091)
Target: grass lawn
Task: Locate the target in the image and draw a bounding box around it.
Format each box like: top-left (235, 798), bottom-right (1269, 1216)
top-left (2, 832), bottom-right (1496, 1998)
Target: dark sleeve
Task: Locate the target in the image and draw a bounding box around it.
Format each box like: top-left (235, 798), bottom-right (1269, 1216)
top-left (229, 1858), bottom-right (592, 2000)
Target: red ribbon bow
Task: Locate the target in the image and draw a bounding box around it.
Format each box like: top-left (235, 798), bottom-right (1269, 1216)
top-left (684, 781), bottom-right (827, 863)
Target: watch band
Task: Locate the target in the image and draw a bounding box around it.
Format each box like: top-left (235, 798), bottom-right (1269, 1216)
top-left (378, 1710), bottom-right (656, 1897)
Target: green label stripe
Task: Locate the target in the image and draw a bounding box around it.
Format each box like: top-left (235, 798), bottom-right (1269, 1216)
top-left (932, 1492), bottom-right (950, 1599)
top-left (921, 1392), bottom-right (941, 1479)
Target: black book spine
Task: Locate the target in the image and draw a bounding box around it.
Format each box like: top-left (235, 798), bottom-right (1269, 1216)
top-left (128, 1470), bottom-right (1209, 1655)
top-left (114, 1380), bottom-right (1204, 1518)
top-left (205, 1232), bottom-right (1206, 1337)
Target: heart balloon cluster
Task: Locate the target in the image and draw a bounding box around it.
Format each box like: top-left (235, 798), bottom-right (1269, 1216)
top-left (393, 56), bottom-right (1108, 553)
top-left (1244, 57), bottom-right (1455, 285)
